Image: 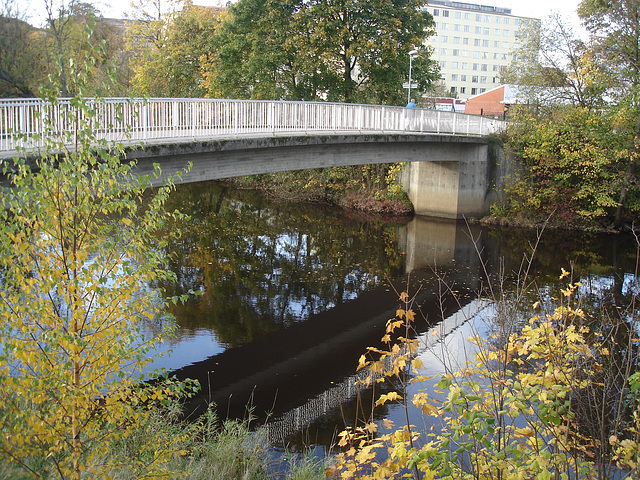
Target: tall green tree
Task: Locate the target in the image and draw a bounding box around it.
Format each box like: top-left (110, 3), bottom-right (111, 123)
top-left (202, 0), bottom-right (438, 104)
top-left (201, 0), bottom-right (323, 100)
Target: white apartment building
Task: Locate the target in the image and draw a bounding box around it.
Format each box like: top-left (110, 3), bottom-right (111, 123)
top-left (424, 0), bottom-right (538, 99)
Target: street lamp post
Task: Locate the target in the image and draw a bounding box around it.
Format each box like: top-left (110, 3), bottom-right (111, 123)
top-left (407, 49), bottom-right (418, 104)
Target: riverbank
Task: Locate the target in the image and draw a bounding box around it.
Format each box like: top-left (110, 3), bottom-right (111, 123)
top-left (478, 214), bottom-right (638, 234)
top-left (221, 170), bottom-right (414, 217)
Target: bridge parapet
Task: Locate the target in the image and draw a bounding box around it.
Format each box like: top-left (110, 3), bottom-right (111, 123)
top-left (0, 98), bottom-right (505, 152)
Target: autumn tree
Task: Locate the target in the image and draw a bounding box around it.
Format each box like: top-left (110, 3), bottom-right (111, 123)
top-left (578, 0), bottom-right (640, 227)
top-left (502, 105), bottom-right (633, 226)
top-left (503, 13), bottom-right (608, 109)
top-left (202, 0), bottom-right (438, 104)
top-left (0, 75), bottom-right (198, 476)
top-left (126, 0), bottom-right (222, 97)
top-left (0, 0), bottom-right (42, 97)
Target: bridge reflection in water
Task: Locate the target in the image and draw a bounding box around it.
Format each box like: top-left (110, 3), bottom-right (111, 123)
top-left (167, 216), bottom-right (492, 450)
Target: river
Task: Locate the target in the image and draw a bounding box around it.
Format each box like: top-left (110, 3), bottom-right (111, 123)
top-left (144, 180), bottom-right (640, 458)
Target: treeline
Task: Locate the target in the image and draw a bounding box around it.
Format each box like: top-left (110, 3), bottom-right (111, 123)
top-left (0, 0), bottom-right (440, 104)
top-left (498, 0), bottom-right (640, 230)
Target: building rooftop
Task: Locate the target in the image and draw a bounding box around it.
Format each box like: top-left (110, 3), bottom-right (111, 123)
top-left (428, 0), bottom-right (512, 16)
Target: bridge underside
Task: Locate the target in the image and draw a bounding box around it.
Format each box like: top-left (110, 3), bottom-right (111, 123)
top-left (126, 132), bottom-right (495, 219)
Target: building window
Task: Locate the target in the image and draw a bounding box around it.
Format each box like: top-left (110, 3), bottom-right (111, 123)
top-left (451, 86), bottom-right (457, 93)
top-left (493, 65), bottom-right (499, 71)
top-left (472, 75), bottom-right (478, 82)
top-left (441, 36), bottom-right (448, 42)
top-left (481, 63), bottom-right (488, 71)
top-left (452, 61), bottom-right (459, 68)
top-left (473, 51), bottom-right (480, 59)
top-left (454, 24), bottom-right (461, 31)
top-left (461, 75), bottom-right (467, 81)
top-left (460, 87), bottom-right (466, 94)
top-left (451, 74), bottom-right (459, 81)
top-left (495, 16), bottom-right (500, 24)
top-left (443, 10), bottom-right (449, 17)
top-left (453, 49), bottom-right (460, 56)
top-left (495, 28), bottom-right (501, 35)
top-left (475, 26), bottom-right (481, 34)
top-left (471, 88), bottom-right (478, 94)
top-left (494, 40), bottom-right (500, 47)
top-left (462, 50), bottom-right (469, 57)
top-left (440, 48), bottom-right (447, 55)
top-left (503, 29), bottom-right (510, 36)
top-left (484, 15), bottom-right (490, 22)
top-left (474, 39), bottom-right (480, 46)
top-left (473, 62), bottom-right (479, 69)
top-left (514, 18), bottom-right (520, 25)
top-left (461, 62), bottom-right (468, 69)
top-left (504, 18), bottom-right (510, 24)
top-left (455, 11), bottom-right (461, 19)
top-left (483, 27), bottom-right (490, 35)
top-left (464, 13), bottom-right (470, 20)
top-left (440, 60), bottom-right (447, 68)
top-left (464, 25), bottom-right (470, 32)
top-left (453, 36), bottom-right (460, 44)
top-left (480, 76), bottom-right (487, 83)
top-left (503, 41), bottom-right (509, 48)
top-left (476, 14), bottom-right (481, 21)
top-left (483, 39), bottom-right (489, 47)
top-left (433, 8), bottom-right (439, 15)
top-left (482, 52), bottom-right (488, 59)
top-left (493, 76), bottom-right (498, 83)
top-left (442, 23), bottom-right (449, 30)
top-left (502, 53), bottom-right (508, 60)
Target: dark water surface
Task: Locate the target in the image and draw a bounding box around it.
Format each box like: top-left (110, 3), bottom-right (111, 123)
top-left (146, 180), bottom-right (640, 455)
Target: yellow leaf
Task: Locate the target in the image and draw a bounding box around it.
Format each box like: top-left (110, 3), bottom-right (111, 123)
top-left (376, 391), bottom-right (403, 406)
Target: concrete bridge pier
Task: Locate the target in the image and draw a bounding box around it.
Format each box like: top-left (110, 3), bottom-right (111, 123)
top-left (401, 141), bottom-right (494, 219)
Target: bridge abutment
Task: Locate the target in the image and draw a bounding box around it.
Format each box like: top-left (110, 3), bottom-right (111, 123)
top-left (401, 142), bottom-right (495, 219)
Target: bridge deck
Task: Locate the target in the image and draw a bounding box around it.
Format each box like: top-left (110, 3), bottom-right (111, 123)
top-left (0, 98), bottom-right (505, 153)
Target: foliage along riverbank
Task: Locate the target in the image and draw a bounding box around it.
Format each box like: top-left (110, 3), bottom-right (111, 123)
top-left (222, 163), bottom-right (414, 217)
top-left (485, 105), bottom-right (640, 234)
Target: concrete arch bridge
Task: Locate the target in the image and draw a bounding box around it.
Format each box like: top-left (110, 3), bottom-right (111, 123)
top-left (0, 98), bottom-right (508, 219)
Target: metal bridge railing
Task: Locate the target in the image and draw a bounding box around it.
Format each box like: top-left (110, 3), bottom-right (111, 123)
top-left (0, 98), bottom-right (506, 152)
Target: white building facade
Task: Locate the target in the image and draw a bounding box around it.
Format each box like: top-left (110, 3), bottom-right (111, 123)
top-left (424, 0), bottom-right (538, 99)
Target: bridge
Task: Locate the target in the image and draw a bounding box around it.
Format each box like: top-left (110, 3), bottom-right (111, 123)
top-left (0, 98), bottom-right (507, 219)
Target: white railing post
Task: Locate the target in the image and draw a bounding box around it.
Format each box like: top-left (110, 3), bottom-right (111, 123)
top-left (270, 101), bottom-right (275, 134)
top-left (143, 100), bottom-right (148, 142)
top-left (332, 104), bottom-right (336, 131)
top-left (193, 100), bottom-right (198, 139)
top-left (437, 111), bottom-right (441, 134)
top-left (234, 103), bottom-right (238, 135)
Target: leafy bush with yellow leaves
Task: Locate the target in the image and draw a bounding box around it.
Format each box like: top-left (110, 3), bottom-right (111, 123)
top-left (328, 271), bottom-right (640, 479)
